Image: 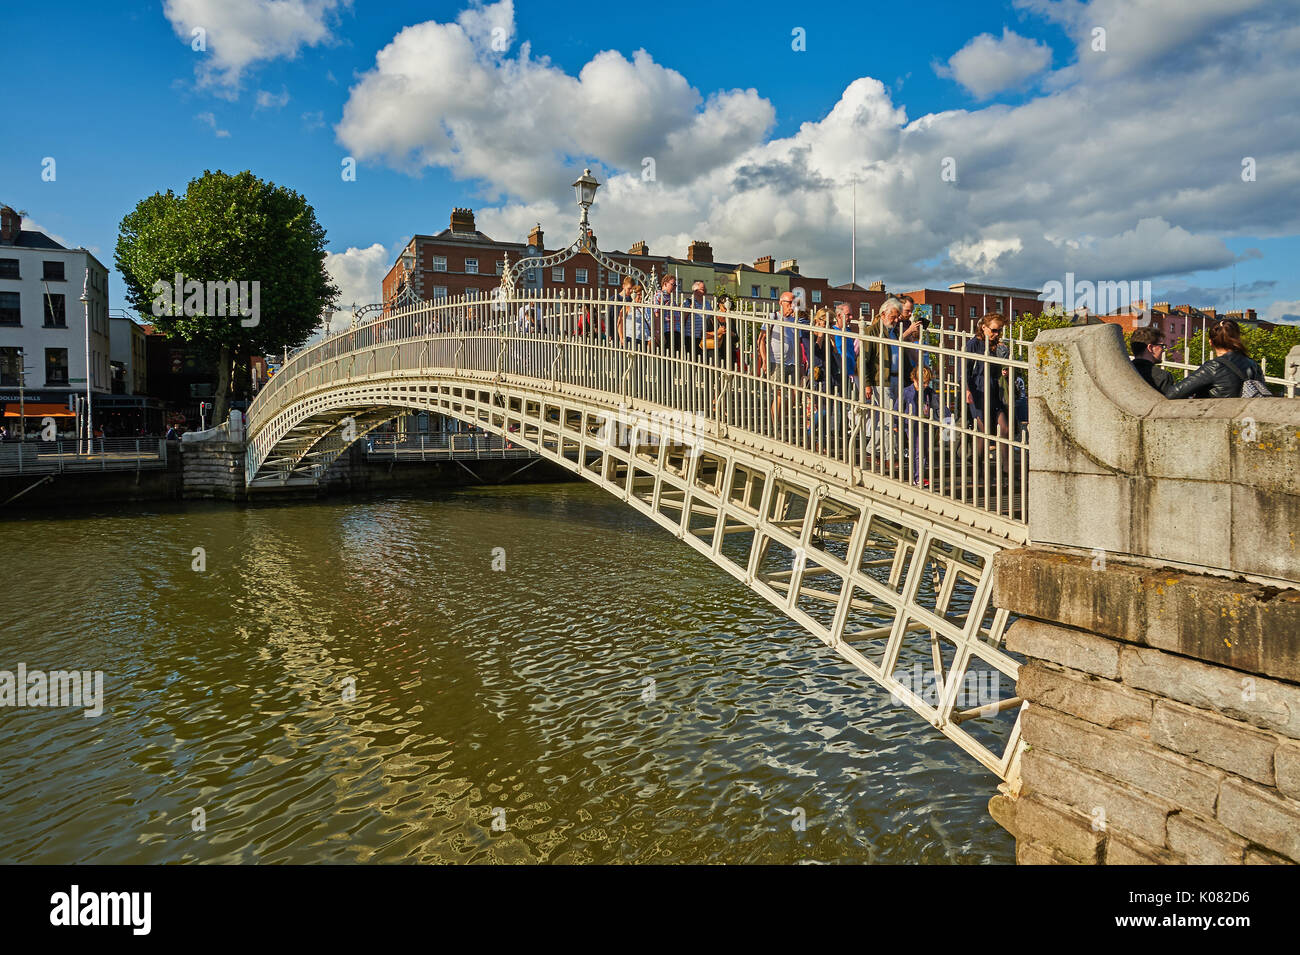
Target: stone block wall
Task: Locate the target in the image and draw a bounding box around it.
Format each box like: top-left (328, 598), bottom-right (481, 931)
top-left (180, 440), bottom-right (247, 501)
top-left (990, 548), bottom-right (1300, 865)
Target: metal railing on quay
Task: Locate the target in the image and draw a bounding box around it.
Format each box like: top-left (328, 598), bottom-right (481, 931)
top-left (0, 438), bottom-right (168, 476)
top-left (364, 432), bottom-right (535, 460)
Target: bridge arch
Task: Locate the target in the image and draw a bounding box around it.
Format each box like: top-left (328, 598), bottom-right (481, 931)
top-left (246, 291), bottom-right (1034, 778)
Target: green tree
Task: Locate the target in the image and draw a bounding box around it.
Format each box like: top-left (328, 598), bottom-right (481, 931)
top-left (116, 169), bottom-right (339, 423)
top-left (1004, 312), bottom-right (1076, 360)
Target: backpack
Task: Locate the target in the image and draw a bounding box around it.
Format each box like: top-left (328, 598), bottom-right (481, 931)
top-left (1224, 358), bottom-right (1273, 398)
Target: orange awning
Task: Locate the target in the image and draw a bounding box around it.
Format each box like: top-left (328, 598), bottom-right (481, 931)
top-left (3, 403), bottom-right (76, 418)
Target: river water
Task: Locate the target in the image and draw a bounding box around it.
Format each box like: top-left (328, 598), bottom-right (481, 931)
top-left (0, 482), bottom-right (1013, 864)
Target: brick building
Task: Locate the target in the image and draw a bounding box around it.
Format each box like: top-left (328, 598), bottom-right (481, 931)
top-left (383, 208), bottom-right (1047, 332)
top-left (1092, 302), bottom-right (1267, 362)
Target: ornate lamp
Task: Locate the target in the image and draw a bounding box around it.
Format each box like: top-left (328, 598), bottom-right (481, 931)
top-left (573, 168), bottom-right (599, 230)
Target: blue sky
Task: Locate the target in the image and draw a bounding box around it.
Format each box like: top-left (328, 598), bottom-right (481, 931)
top-left (3, 0), bottom-right (1297, 323)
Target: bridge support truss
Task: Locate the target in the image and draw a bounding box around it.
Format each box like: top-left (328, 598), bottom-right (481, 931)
top-left (248, 371), bottom-right (1026, 779)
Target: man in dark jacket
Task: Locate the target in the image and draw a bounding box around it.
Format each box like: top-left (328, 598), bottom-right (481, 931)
top-left (1130, 327), bottom-right (1175, 396)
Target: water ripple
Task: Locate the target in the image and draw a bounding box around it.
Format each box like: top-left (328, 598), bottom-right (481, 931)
top-left (0, 486), bottom-right (1012, 864)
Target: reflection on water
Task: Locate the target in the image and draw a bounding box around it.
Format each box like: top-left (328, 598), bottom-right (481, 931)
top-left (0, 484), bottom-right (1012, 863)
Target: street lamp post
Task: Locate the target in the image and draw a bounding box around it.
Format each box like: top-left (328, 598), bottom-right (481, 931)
top-left (80, 270), bottom-right (91, 452)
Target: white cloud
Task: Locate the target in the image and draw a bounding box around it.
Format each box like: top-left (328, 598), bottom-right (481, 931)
top-left (164, 0), bottom-right (345, 88)
top-left (938, 28), bottom-right (1052, 99)
top-left (324, 243), bottom-right (392, 331)
top-left (341, 0), bottom-right (1300, 299)
top-left (1265, 299), bottom-right (1300, 323)
top-left (1015, 0), bottom-right (1287, 80)
top-left (255, 88), bottom-right (290, 109)
top-left (950, 236), bottom-right (1025, 273)
top-left (195, 112), bottom-right (231, 137)
top-left (335, 0), bottom-right (774, 198)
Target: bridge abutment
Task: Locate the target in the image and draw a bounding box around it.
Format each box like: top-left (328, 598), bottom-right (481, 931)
top-left (990, 549), bottom-right (1300, 864)
top-left (181, 439), bottom-right (248, 501)
top-left (991, 324), bottom-right (1300, 864)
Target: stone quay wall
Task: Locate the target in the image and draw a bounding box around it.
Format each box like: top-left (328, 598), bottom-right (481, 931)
top-left (180, 440), bottom-right (248, 501)
top-left (990, 550), bottom-right (1300, 864)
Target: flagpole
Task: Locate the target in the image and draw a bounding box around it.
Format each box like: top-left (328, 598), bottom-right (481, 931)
top-left (851, 177), bottom-right (857, 289)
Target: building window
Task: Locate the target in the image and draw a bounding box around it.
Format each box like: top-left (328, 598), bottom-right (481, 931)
top-left (0, 291), bottom-right (19, 325)
top-left (466, 289), bottom-right (479, 299)
top-left (751, 285), bottom-right (759, 297)
top-left (552, 267), bottom-right (564, 282)
top-left (575, 268), bottom-right (588, 284)
top-left (0, 259), bottom-right (18, 279)
top-left (0, 347), bottom-right (19, 386)
top-left (607, 272), bottom-right (619, 286)
top-left (495, 260), bottom-right (504, 275)
top-left (465, 258), bottom-right (478, 274)
top-left (811, 290), bottom-right (822, 303)
top-left (45, 348), bottom-right (69, 385)
top-left (769, 287), bottom-right (778, 299)
top-left (432, 256), bottom-right (447, 272)
top-left (43, 261), bottom-right (65, 281)
top-left (969, 306), bottom-right (977, 319)
top-left (44, 293), bottom-right (67, 327)
top-left (526, 269), bottom-right (536, 283)
top-left (431, 286), bottom-right (447, 298)
top-left (948, 304), bottom-right (956, 317)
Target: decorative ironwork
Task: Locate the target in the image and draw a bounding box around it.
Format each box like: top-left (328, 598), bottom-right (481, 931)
top-left (501, 169), bottom-right (653, 295)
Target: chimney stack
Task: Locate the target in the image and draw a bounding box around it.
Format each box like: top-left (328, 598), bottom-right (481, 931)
top-left (0, 206), bottom-right (20, 245)
top-left (868, 280), bottom-right (886, 292)
top-left (528, 223), bottom-right (545, 251)
top-left (629, 240), bottom-right (648, 256)
top-left (450, 207), bottom-right (476, 233)
top-left (686, 240), bottom-right (713, 263)
top-left (779, 258), bottom-right (798, 273)
top-left (753, 255), bottom-right (774, 273)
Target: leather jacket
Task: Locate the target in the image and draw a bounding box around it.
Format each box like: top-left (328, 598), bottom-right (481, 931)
top-left (1167, 351), bottom-right (1263, 399)
top-left (1132, 358), bottom-right (1176, 397)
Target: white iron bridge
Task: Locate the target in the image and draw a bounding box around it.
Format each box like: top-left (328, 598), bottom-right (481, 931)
top-left (245, 289), bottom-right (1037, 780)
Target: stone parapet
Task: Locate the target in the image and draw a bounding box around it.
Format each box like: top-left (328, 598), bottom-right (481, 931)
top-left (1029, 323), bottom-right (1300, 584)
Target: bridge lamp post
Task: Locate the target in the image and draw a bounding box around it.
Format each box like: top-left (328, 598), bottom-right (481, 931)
top-left (574, 168), bottom-right (598, 233)
top-left (501, 168), bottom-right (652, 295)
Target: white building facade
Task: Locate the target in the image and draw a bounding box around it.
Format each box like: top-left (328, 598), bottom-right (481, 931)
top-left (0, 206), bottom-right (111, 432)
top-left (109, 312), bottom-right (147, 395)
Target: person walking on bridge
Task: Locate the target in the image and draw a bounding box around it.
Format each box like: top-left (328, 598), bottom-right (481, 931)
top-left (652, 273), bottom-right (681, 354)
top-left (964, 312), bottom-right (1011, 486)
top-left (760, 291), bottom-right (805, 442)
top-left (621, 284), bottom-right (653, 347)
top-left (860, 297), bottom-right (906, 467)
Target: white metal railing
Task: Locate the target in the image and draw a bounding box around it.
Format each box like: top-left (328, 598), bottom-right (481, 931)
top-left (247, 289), bottom-right (1037, 526)
top-left (0, 437), bottom-right (168, 476)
